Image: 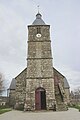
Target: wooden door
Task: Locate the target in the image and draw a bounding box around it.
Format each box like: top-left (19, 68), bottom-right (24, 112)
top-left (35, 88), bottom-right (46, 110)
top-left (35, 89), bottom-right (41, 110)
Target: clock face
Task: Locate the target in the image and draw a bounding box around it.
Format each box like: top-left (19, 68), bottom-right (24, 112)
top-left (36, 33), bottom-right (41, 38)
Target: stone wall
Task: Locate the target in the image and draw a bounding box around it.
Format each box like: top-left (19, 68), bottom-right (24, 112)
top-left (25, 25), bottom-right (55, 110)
top-left (28, 25), bottom-right (50, 42)
top-left (15, 68), bottom-right (27, 108)
top-left (9, 89), bottom-right (15, 107)
top-left (0, 96), bottom-right (9, 106)
top-left (26, 78), bottom-right (55, 110)
top-left (53, 68), bottom-right (68, 110)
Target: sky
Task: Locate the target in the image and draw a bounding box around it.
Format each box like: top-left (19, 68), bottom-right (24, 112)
top-left (0, 0), bottom-right (80, 95)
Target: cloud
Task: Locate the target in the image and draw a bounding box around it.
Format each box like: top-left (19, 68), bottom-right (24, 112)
top-left (0, 0), bottom-right (80, 92)
top-left (54, 64), bottom-right (80, 90)
top-left (0, 2), bottom-right (27, 83)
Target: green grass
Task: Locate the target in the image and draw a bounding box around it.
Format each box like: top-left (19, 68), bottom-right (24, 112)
top-left (74, 105), bottom-right (80, 112)
top-left (69, 104), bottom-right (80, 112)
top-left (0, 108), bottom-right (12, 114)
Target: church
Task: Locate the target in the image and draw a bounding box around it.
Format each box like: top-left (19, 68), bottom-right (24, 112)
top-left (8, 12), bottom-right (70, 111)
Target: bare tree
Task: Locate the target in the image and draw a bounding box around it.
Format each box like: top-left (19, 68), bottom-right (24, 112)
top-left (74, 87), bottom-right (80, 99)
top-left (0, 72), bottom-right (5, 95)
top-left (74, 87), bottom-right (80, 94)
top-left (71, 87), bottom-right (80, 104)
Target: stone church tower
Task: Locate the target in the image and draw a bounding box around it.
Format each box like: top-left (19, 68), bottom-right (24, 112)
top-left (8, 12), bottom-right (70, 111)
top-left (25, 12), bottom-right (55, 110)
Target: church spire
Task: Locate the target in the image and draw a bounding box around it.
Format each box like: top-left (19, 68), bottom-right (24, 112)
top-left (32, 8), bottom-right (46, 25)
top-left (35, 5), bottom-right (42, 19)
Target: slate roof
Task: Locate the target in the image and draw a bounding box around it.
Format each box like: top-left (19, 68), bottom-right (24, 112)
top-left (9, 68), bottom-right (27, 90)
top-left (32, 12), bottom-right (46, 25)
top-left (63, 78), bottom-right (70, 89)
top-left (9, 78), bottom-right (16, 90)
top-left (9, 68), bottom-right (69, 90)
top-left (53, 67), bottom-right (70, 89)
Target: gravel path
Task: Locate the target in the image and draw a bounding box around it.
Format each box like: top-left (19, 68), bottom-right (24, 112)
top-left (0, 108), bottom-right (80, 120)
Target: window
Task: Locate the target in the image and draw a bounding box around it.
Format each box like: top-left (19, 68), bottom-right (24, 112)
top-left (37, 27), bottom-right (41, 34)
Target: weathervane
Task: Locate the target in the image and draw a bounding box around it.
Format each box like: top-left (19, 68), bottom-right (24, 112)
top-left (37, 5), bottom-right (40, 13)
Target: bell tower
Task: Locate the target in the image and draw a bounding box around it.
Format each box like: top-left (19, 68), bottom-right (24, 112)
top-left (25, 12), bottom-right (55, 110)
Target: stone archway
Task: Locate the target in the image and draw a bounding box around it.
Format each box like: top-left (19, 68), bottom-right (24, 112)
top-left (35, 87), bottom-right (46, 110)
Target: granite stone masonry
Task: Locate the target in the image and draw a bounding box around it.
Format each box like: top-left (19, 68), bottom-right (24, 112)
top-left (9, 12), bottom-right (70, 111)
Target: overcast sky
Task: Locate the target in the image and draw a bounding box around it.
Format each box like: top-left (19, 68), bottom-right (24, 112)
top-left (0, 0), bottom-right (80, 94)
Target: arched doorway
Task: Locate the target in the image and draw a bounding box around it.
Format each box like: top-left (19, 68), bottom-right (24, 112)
top-left (35, 87), bottom-right (46, 110)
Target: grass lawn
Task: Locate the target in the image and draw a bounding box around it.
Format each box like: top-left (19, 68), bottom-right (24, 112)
top-left (0, 108), bottom-right (12, 114)
top-left (69, 104), bottom-right (80, 112)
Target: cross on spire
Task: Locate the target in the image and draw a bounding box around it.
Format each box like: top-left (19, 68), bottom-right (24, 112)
top-left (37, 5), bottom-right (40, 13)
